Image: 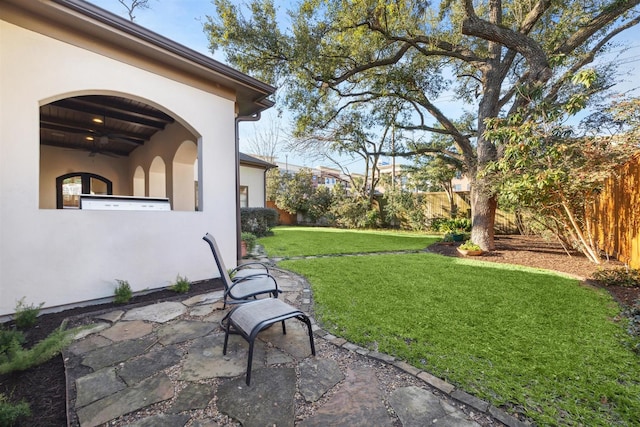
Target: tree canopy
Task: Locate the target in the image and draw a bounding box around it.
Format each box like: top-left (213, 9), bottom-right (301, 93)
top-left (205, 0), bottom-right (640, 250)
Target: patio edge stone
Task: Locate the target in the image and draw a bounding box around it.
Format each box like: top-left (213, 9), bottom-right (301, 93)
top-left (489, 406), bottom-right (533, 427)
top-left (451, 389), bottom-right (490, 412)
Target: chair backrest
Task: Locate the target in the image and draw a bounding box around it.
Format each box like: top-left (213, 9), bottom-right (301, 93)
top-left (202, 233), bottom-right (233, 290)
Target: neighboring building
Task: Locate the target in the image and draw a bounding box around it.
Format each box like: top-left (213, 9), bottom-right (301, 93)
top-left (451, 173), bottom-right (472, 192)
top-left (0, 0), bottom-right (274, 315)
top-left (239, 153), bottom-right (276, 208)
top-left (269, 161), bottom-right (352, 190)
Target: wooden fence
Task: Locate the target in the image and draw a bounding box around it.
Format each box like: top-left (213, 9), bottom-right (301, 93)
top-left (592, 153), bottom-right (640, 269)
top-left (407, 191), bottom-right (518, 234)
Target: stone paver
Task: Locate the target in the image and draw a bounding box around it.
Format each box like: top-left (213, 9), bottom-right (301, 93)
top-left (95, 310), bottom-right (124, 323)
top-left (122, 301), bottom-right (186, 323)
top-left (156, 320), bottom-right (217, 345)
top-left (99, 320), bottom-right (153, 342)
top-left (75, 367), bottom-right (126, 408)
top-left (298, 367), bottom-right (394, 427)
top-left (217, 367), bottom-right (296, 427)
top-left (67, 334), bottom-right (112, 356)
top-left (181, 290), bottom-right (225, 306)
top-left (81, 335), bottom-right (158, 371)
top-left (74, 322), bottom-right (111, 340)
top-left (390, 386), bottom-right (481, 427)
top-left (119, 345), bottom-right (183, 385)
top-left (76, 373), bottom-right (174, 427)
top-left (181, 334), bottom-right (260, 381)
top-left (298, 358), bottom-right (344, 402)
top-left (168, 382), bottom-right (214, 413)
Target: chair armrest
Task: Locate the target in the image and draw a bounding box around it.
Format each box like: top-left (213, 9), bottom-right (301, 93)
top-left (230, 262), bottom-right (269, 275)
top-left (227, 273), bottom-right (282, 294)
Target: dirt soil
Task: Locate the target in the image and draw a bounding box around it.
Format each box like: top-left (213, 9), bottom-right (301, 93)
top-left (1, 235), bottom-right (638, 427)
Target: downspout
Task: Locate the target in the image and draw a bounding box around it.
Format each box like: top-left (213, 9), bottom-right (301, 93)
top-left (234, 113), bottom-right (261, 261)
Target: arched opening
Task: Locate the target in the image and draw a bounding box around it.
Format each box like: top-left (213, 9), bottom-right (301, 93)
top-left (149, 156), bottom-right (167, 198)
top-left (133, 166), bottom-right (145, 197)
top-left (39, 94), bottom-right (199, 210)
top-left (172, 141), bottom-right (198, 211)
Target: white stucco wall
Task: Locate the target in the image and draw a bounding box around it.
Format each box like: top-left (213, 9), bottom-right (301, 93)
top-left (239, 165), bottom-right (267, 208)
top-left (0, 21), bottom-right (238, 315)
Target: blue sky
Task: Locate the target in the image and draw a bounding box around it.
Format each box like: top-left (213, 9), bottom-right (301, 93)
top-left (89, 0), bottom-right (640, 172)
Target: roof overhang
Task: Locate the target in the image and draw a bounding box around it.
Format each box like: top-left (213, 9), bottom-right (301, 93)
top-left (0, 0), bottom-right (275, 116)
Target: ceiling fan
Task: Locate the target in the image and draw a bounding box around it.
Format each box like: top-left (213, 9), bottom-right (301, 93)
top-left (87, 116), bottom-right (141, 147)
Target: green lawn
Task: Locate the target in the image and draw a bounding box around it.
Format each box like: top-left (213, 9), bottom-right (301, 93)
top-left (265, 228), bottom-right (640, 426)
top-left (259, 226), bottom-right (440, 257)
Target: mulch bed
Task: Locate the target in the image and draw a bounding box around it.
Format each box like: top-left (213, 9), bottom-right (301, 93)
top-left (1, 235), bottom-right (638, 426)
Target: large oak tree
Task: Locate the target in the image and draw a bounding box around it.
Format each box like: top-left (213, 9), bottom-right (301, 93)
top-left (205, 0), bottom-right (640, 250)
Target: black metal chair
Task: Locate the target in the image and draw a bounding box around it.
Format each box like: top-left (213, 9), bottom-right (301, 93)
top-left (203, 233), bottom-right (281, 307)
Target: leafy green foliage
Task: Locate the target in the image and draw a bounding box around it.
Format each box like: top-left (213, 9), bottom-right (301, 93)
top-left (306, 185), bottom-right (334, 223)
top-left (0, 393), bottom-right (30, 427)
top-left (459, 240), bottom-right (482, 251)
top-left (280, 253), bottom-right (640, 426)
top-left (0, 324), bottom-right (73, 375)
top-left (592, 267), bottom-right (640, 288)
top-left (0, 328), bottom-right (24, 365)
top-left (169, 275), bottom-right (190, 293)
top-left (114, 279), bottom-right (132, 304)
top-left (240, 207), bottom-right (279, 237)
top-left (267, 168), bottom-right (315, 215)
top-left (240, 232), bottom-right (257, 252)
top-left (13, 298), bottom-right (44, 330)
top-left (430, 217), bottom-right (471, 233)
top-left (485, 97), bottom-right (639, 263)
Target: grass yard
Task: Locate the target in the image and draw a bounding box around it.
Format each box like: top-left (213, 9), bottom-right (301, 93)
top-left (259, 226), bottom-right (440, 257)
top-left (267, 229), bottom-right (640, 426)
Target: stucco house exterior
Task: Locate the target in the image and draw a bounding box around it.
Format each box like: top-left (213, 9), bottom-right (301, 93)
top-left (239, 153), bottom-right (276, 208)
top-left (0, 0), bottom-right (275, 316)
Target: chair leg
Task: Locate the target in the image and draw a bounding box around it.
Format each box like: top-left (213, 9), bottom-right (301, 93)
top-left (246, 340), bottom-right (254, 386)
top-left (304, 317), bottom-right (316, 356)
top-left (281, 320), bottom-right (287, 335)
top-left (223, 318), bottom-right (230, 355)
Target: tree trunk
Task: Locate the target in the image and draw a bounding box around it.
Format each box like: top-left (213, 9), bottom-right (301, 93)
top-left (470, 180), bottom-right (497, 251)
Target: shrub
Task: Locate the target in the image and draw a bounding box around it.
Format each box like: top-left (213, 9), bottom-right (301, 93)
top-left (459, 240), bottom-right (482, 251)
top-left (240, 207), bottom-right (279, 237)
top-left (169, 275), bottom-right (190, 293)
top-left (0, 393), bottom-right (31, 426)
top-left (431, 217), bottom-right (472, 233)
top-left (114, 279), bottom-right (132, 304)
top-left (0, 324), bottom-right (73, 375)
top-left (241, 232), bottom-right (257, 252)
top-left (591, 267), bottom-right (640, 288)
top-left (13, 298), bottom-right (44, 330)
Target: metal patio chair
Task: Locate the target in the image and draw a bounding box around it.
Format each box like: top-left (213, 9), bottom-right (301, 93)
top-left (203, 233), bottom-right (281, 307)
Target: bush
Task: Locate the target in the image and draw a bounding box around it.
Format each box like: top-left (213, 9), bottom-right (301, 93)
top-left (169, 275), bottom-right (190, 293)
top-left (240, 208), bottom-right (278, 237)
top-left (591, 267), bottom-right (640, 288)
top-left (13, 298), bottom-right (44, 330)
top-left (430, 217), bottom-right (471, 233)
top-left (241, 232), bottom-right (257, 252)
top-left (0, 328), bottom-right (24, 365)
top-left (0, 393), bottom-right (31, 427)
top-left (114, 279), bottom-right (132, 304)
top-left (0, 325), bottom-right (73, 375)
